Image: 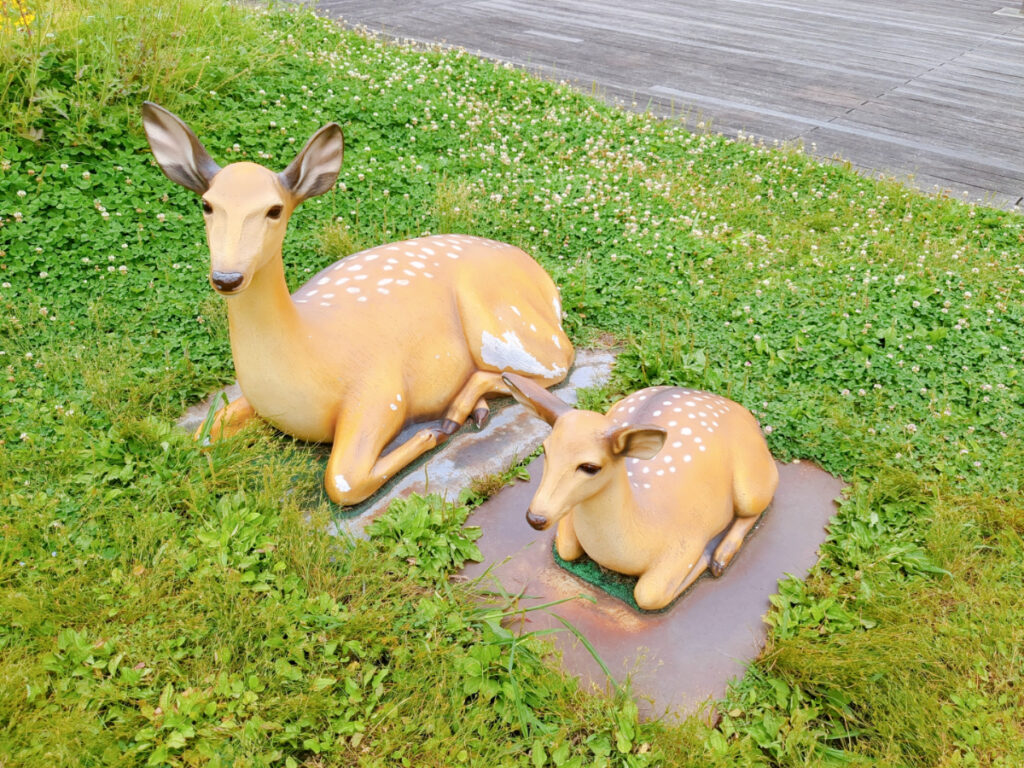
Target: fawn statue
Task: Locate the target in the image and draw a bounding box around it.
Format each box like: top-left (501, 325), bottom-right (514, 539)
top-left (503, 374), bottom-right (777, 611)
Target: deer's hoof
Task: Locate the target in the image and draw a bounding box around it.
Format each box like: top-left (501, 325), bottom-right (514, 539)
top-left (439, 419), bottom-right (462, 436)
top-left (710, 559), bottom-right (725, 578)
top-left (470, 406), bottom-right (490, 430)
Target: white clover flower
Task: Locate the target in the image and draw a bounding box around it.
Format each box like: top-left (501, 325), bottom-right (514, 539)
top-left (16, 190), bottom-right (26, 198)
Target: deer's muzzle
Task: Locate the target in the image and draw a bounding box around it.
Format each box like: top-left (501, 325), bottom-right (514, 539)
top-left (211, 270), bottom-right (245, 294)
top-left (525, 509), bottom-right (548, 530)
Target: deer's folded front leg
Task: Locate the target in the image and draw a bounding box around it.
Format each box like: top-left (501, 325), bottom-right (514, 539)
top-left (324, 407), bottom-right (450, 506)
top-left (555, 511), bottom-right (584, 561)
top-left (195, 395), bottom-right (256, 444)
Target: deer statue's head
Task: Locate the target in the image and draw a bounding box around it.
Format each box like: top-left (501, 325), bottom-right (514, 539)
top-left (142, 102), bottom-right (344, 295)
top-left (503, 374), bottom-right (666, 530)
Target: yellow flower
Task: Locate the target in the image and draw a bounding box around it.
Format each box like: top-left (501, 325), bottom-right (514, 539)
top-left (0, 0), bottom-right (35, 32)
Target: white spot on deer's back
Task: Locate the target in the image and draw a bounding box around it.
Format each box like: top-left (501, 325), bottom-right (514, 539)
top-left (378, 279), bottom-right (393, 286)
top-left (335, 277), bottom-right (349, 286)
top-left (480, 330), bottom-right (566, 378)
top-left (365, 254), bottom-right (379, 261)
top-left (317, 277), bottom-right (330, 285)
top-left (410, 261), bottom-right (425, 268)
top-left (552, 334), bottom-right (561, 349)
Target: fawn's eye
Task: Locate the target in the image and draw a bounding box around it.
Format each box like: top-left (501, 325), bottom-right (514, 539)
top-left (577, 463), bottom-right (601, 475)
top-left (266, 205), bottom-right (283, 220)
top-left (201, 199), bottom-right (213, 215)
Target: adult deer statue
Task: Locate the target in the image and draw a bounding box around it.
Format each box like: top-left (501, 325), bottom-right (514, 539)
top-left (142, 102), bottom-right (573, 506)
top-left (502, 374), bottom-right (777, 611)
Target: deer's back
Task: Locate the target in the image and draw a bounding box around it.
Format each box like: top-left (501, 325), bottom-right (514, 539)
top-left (607, 386), bottom-right (766, 527)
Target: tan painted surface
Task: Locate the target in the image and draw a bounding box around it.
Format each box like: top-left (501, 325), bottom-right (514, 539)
top-left (503, 375), bottom-right (778, 610)
top-left (142, 103), bottom-right (573, 505)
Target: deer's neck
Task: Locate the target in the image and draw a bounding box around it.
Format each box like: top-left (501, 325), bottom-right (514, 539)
top-left (224, 255), bottom-right (304, 376)
top-left (575, 465), bottom-right (651, 572)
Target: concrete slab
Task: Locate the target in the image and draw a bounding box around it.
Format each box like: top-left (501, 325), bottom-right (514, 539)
top-left (459, 457), bottom-right (845, 720)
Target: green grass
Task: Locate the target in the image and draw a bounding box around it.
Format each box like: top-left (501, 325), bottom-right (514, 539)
top-left (2, 1), bottom-right (1023, 765)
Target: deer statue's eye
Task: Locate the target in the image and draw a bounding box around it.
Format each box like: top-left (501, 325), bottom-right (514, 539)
top-left (577, 463), bottom-right (601, 475)
top-left (201, 199), bottom-right (213, 215)
top-left (267, 205), bottom-right (283, 220)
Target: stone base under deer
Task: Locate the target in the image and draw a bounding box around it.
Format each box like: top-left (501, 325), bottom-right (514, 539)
top-left (458, 457), bottom-right (844, 721)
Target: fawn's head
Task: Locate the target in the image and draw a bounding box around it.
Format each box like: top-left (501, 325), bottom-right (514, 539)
top-left (503, 374), bottom-right (666, 530)
top-left (142, 102), bottom-right (343, 295)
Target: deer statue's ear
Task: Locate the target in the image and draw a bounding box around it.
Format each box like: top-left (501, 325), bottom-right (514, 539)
top-left (607, 425), bottom-right (666, 460)
top-left (502, 373), bottom-right (572, 426)
top-left (141, 102), bottom-right (220, 194)
top-left (279, 123), bottom-right (344, 204)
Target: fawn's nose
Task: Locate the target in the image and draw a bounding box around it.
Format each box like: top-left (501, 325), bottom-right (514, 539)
top-left (211, 271), bottom-right (245, 293)
top-left (526, 509), bottom-right (548, 530)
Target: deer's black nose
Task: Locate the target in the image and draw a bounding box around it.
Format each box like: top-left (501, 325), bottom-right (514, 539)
top-left (211, 271), bottom-right (244, 292)
top-left (526, 509), bottom-right (548, 530)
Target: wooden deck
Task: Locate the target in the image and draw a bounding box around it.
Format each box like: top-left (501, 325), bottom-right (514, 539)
top-left (313, 0), bottom-right (1024, 208)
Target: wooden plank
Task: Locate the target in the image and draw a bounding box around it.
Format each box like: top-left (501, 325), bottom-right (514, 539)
top-left (312, 0), bottom-right (1024, 205)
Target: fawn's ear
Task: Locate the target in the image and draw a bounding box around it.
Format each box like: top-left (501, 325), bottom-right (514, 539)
top-left (279, 123), bottom-right (344, 204)
top-left (607, 424), bottom-right (666, 460)
top-left (502, 373), bottom-right (572, 426)
top-left (141, 102), bottom-right (220, 194)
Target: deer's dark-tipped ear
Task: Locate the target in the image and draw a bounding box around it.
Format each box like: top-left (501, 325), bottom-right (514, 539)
top-left (502, 373), bottom-right (572, 426)
top-left (279, 123), bottom-right (344, 204)
top-left (141, 102), bottom-right (220, 194)
top-left (607, 425), bottom-right (666, 460)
